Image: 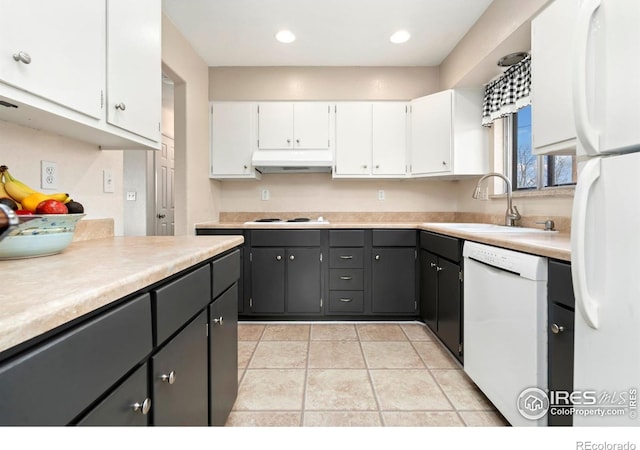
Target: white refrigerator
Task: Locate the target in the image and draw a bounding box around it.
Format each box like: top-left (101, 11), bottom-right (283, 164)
top-left (570, 0), bottom-right (640, 426)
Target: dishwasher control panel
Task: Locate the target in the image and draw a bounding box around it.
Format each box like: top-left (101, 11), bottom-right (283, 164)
top-left (463, 241), bottom-right (547, 281)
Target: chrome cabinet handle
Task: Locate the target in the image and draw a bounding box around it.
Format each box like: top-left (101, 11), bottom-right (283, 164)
top-left (551, 323), bottom-right (565, 334)
top-left (286, 139), bottom-right (291, 144)
top-left (375, 164), bottom-right (380, 169)
top-left (339, 276), bottom-right (353, 280)
top-left (12, 51), bottom-right (31, 64)
top-left (213, 316), bottom-right (223, 325)
top-left (132, 398), bottom-right (151, 415)
top-left (157, 213), bottom-right (166, 219)
top-left (339, 298), bottom-right (352, 302)
top-left (243, 165), bottom-right (248, 170)
top-left (375, 255), bottom-right (380, 261)
top-left (339, 255), bottom-right (353, 260)
top-left (289, 255), bottom-right (295, 261)
top-left (430, 262), bottom-right (442, 271)
top-left (442, 161), bottom-right (447, 165)
top-left (430, 262), bottom-right (437, 268)
top-left (276, 255), bottom-right (282, 261)
top-left (296, 139), bottom-right (300, 144)
top-left (160, 370), bottom-right (176, 385)
top-left (362, 165), bottom-right (368, 169)
top-left (115, 103), bottom-right (126, 111)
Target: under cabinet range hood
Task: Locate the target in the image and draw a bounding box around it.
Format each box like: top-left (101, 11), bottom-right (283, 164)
top-left (251, 149), bottom-right (333, 173)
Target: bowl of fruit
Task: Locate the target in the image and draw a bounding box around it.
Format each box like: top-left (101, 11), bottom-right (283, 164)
top-left (0, 165), bottom-right (85, 260)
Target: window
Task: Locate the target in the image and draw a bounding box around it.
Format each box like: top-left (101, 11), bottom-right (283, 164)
top-left (509, 105), bottom-right (576, 190)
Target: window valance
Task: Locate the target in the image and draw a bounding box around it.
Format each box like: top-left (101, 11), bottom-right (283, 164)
top-left (482, 54), bottom-right (531, 126)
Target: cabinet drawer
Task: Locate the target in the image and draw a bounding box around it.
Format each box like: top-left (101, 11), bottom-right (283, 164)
top-left (548, 260), bottom-right (575, 309)
top-left (372, 229), bottom-right (416, 247)
top-left (329, 269), bottom-right (364, 290)
top-left (329, 291), bottom-right (364, 313)
top-left (329, 248), bottom-right (364, 268)
top-left (420, 231), bottom-right (461, 263)
top-left (77, 363), bottom-right (149, 426)
top-left (212, 250), bottom-right (240, 299)
top-left (154, 264), bottom-right (211, 345)
top-left (329, 230), bottom-right (365, 247)
top-left (0, 293), bottom-right (152, 425)
top-left (251, 229), bottom-right (321, 247)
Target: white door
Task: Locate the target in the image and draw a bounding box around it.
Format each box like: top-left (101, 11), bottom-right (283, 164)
top-left (293, 103), bottom-right (330, 149)
top-left (107, 0), bottom-right (161, 141)
top-left (335, 103), bottom-right (372, 176)
top-left (373, 102), bottom-right (407, 176)
top-left (210, 102), bottom-right (255, 176)
top-left (155, 135), bottom-right (175, 236)
top-left (0, 0), bottom-right (104, 119)
top-left (571, 151), bottom-right (640, 425)
top-left (257, 102), bottom-right (293, 149)
top-left (411, 91), bottom-right (452, 175)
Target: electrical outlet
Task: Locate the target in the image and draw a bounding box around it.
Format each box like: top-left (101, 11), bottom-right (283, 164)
top-left (261, 189), bottom-right (270, 201)
top-left (103, 170), bottom-right (114, 193)
top-left (41, 160), bottom-right (58, 190)
top-left (126, 191), bottom-right (137, 201)
top-left (378, 190), bottom-right (385, 201)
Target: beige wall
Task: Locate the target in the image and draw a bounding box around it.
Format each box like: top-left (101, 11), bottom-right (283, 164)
top-left (209, 67), bottom-right (440, 101)
top-left (162, 14), bottom-right (220, 234)
top-left (0, 120), bottom-right (125, 234)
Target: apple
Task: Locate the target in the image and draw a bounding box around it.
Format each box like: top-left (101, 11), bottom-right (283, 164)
top-left (15, 210), bottom-right (34, 216)
top-left (35, 199), bottom-right (68, 214)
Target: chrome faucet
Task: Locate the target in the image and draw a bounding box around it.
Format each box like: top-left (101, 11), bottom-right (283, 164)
top-left (472, 172), bottom-right (521, 227)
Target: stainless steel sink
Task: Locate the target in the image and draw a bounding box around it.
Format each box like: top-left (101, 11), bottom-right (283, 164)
top-left (423, 223), bottom-right (557, 234)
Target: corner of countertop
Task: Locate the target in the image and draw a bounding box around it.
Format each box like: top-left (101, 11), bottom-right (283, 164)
top-left (73, 218), bottom-right (115, 242)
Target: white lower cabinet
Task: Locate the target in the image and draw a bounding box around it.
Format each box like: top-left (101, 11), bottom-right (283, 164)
top-left (334, 102), bottom-right (408, 178)
top-left (410, 88), bottom-right (488, 177)
top-left (209, 102), bottom-right (260, 179)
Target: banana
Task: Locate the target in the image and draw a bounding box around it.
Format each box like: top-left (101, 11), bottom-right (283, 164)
top-left (0, 178), bottom-right (11, 199)
top-left (0, 166), bottom-right (69, 204)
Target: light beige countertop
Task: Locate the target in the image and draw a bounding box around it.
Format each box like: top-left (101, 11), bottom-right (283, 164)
top-left (195, 220), bottom-right (571, 261)
top-left (0, 235), bottom-right (244, 355)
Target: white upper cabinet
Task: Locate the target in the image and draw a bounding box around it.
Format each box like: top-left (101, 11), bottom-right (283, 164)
top-left (0, 0), bottom-right (104, 119)
top-left (258, 102), bottom-right (330, 149)
top-left (334, 103), bottom-right (372, 176)
top-left (334, 102), bottom-right (408, 178)
top-left (531, 0), bottom-right (578, 155)
top-left (209, 102), bottom-right (260, 179)
top-left (410, 89), bottom-right (488, 178)
top-left (106, 0), bottom-right (161, 143)
top-left (372, 102), bottom-right (408, 176)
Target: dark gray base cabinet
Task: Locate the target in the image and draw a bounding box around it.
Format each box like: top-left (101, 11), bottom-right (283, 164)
top-left (419, 231), bottom-right (463, 363)
top-left (547, 260), bottom-right (575, 427)
top-left (371, 247), bottom-right (417, 314)
top-left (209, 283), bottom-right (239, 426)
top-left (0, 248), bottom-right (241, 426)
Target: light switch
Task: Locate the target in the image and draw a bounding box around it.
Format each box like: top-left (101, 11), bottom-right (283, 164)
top-left (378, 190), bottom-right (385, 201)
top-left (261, 189), bottom-right (270, 201)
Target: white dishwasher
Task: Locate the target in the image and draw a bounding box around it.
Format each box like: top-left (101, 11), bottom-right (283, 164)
top-left (463, 241), bottom-right (548, 426)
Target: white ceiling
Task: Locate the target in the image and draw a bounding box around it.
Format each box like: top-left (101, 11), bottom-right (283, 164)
top-left (162, 0), bottom-right (494, 67)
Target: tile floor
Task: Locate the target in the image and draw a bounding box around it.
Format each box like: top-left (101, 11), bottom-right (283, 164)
top-left (227, 321), bottom-right (510, 427)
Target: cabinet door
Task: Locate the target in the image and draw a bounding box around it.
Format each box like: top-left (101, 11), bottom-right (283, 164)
top-left (107, 0), bottom-right (161, 141)
top-left (372, 102), bottom-right (407, 175)
top-left (258, 102), bottom-right (293, 149)
top-left (531, 0), bottom-right (578, 155)
top-left (286, 248), bottom-right (322, 313)
top-left (293, 102), bottom-right (330, 149)
top-left (420, 250), bottom-right (438, 330)
top-left (0, 0), bottom-right (104, 119)
top-left (371, 248), bottom-right (416, 314)
top-left (335, 103), bottom-right (372, 175)
top-left (548, 303), bottom-right (574, 426)
top-left (210, 102), bottom-right (256, 177)
top-left (151, 310), bottom-right (208, 426)
top-left (250, 247), bottom-right (285, 313)
top-left (436, 258), bottom-right (462, 358)
top-left (209, 284), bottom-right (239, 426)
top-left (77, 363), bottom-right (149, 426)
top-left (411, 91), bottom-right (452, 175)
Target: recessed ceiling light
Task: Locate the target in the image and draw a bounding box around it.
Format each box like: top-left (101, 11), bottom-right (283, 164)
top-left (390, 30), bottom-right (411, 44)
top-left (275, 30), bottom-right (296, 44)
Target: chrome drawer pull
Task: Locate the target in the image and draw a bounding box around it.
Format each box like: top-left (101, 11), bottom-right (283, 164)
top-left (132, 398), bottom-right (151, 415)
top-left (160, 370), bottom-right (176, 385)
top-left (213, 316), bottom-right (223, 325)
top-left (339, 276), bottom-right (353, 280)
top-left (551, 323), bottom-right (565, 334)
top-left (339, 255), bottom-right (353, 259)
top-left (339, 298), bottom-right (352, 302)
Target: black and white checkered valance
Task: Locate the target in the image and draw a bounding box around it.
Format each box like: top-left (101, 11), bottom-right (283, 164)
top-left (482, 54), bottom-right (531, 126)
